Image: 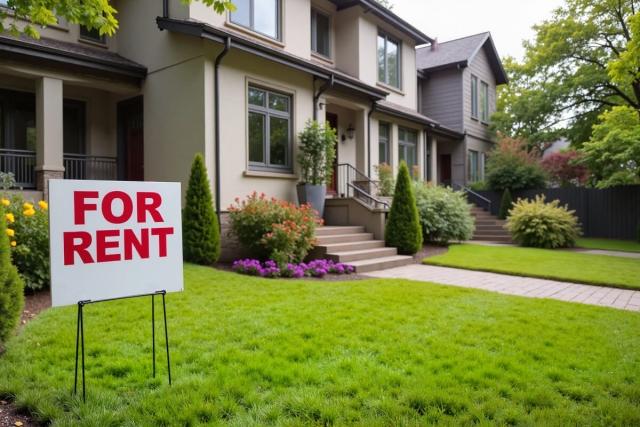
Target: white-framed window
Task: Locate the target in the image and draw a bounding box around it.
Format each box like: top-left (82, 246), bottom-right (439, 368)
top-left (311, 8), bottom-right (331, 58)
top-left (80, 25), bottom-right (106, 44)
top-left (470, 75), bottom-right (478, 119)
top-left (231, 0), bottom-right (281, 40)
top-left (468, 149), bottom-right (480, 182)
top-left (247, 85), bottom-right (292, 172)
top-left (398, 127), bottom-right (417, 168)
top-left (377, 32), bottom-right (401, 88)
top-left (378, 122), bottom-right (390, 165)
top-left (480, 81), bottom-right (489, 122)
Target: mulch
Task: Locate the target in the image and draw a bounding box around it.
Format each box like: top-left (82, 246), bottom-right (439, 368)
top-left (0, 400), bottom-right (35, 427)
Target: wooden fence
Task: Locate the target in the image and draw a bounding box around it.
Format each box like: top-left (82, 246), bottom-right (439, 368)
top-left (475, 186), bottom-right (640, 240)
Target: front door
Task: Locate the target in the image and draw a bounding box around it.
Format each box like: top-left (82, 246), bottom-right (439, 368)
top-left (117, 96), bottom-right (144, 181)
top-left (326, 113), bottom-right (339, 194)
top-left (440, 154), bottom-right (451, 186)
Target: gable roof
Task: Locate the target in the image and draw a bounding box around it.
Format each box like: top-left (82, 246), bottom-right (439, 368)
top-left (416, 32), bottom-right (508, 84)
top-left (328, 0), bottom-right (433, 45)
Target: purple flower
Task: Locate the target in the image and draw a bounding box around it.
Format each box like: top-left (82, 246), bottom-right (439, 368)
top-left (231, 258), bottom-right (354, 279)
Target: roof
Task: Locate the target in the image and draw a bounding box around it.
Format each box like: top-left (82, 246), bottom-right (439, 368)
top-left (0, 34), bottom-right (147, 80)
top-left (375, 100), bottom-right (464, 139)
top-left (416, 32), bottom-right (508, 84)
top-left (156, 17), bottom-right (388, 100)
top-left (328, 0), bottom-right (433, 45)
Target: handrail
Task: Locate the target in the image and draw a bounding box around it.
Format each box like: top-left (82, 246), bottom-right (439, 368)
top-left (336, 163), bottom-right (388, 210)
top-left (346, 182), bottom-right (389, 210)
top-left (452, 182), bottom-right (492, 212)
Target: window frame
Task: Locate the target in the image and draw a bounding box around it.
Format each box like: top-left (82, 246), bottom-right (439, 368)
top-left (311, 7), bottom-right (331, 59)
top-left (468, 149), bottom-right (479, 182)
top-left (230, 0), bottom-right (282, 41)
top-left (378, 122), bottom-right (390, 165)
top-left (398, 127), bottom-right (418, 168)
top-left (480, 81), bottom-right (489, 122)
top-left (470, 75), bottom-right (478, 119)
top-left (247, 85), bottom-right (293, 173)
top-left (79, 25), bottom-right (106, 45)
top-left (377, 31), bottom-right (401, 89)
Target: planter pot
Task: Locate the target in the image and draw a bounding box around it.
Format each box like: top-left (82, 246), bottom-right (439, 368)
top-left (297, 183), bottom-right (327, 218)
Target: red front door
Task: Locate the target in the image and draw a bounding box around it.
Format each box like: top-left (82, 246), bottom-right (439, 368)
top-left (326, 113), bottom-right (339, 194)
top-left (118, 97), bottom-right (144, 181)
top-left (440, 154), bottom-right (451, 185)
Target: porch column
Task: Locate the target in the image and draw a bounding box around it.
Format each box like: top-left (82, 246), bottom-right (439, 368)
top-left (430, 135), bottom-right (438, 185)
top-left (35, 77), bottom-right (64, 198)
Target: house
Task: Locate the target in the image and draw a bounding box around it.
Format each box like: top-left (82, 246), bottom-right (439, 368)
top-left (0, 0), bottom-right (508, 263)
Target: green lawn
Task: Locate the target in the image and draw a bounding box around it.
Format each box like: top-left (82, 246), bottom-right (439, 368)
top-left (424, 244), bottom-right (640, 290)
top-left (577, 238), bottom-right (640, 253)
top-left (1, 265), bottom-right (639, 425)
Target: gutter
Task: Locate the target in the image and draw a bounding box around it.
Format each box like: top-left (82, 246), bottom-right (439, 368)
top-left (313, 74), bottom-right (334, 120)
top-left (367, 100), bottom-right (377, 177)
top-left (214, 37), bottom-right (232, 228)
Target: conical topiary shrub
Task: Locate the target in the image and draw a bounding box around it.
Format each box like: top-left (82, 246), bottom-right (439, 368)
top-left (498, 188), bottom-right (513, 220)
top-left (385, 161), bottom-right (423, 255)
top-left (182, 154), bottom-right (221, 265)
top-left (0, 204), bottom-right (24, 344)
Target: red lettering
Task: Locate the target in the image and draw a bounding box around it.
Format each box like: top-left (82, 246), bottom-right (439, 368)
top-left (124, 228), bottom-right (150, 260)
top-left (96, 229), bottom-right (121, 262)
top-left (137, 192), bottom-right (164, 223)
top-left (63, 231), bottom-right (94, 265)
top-left (73, 191), bottom-right (99, 225)
top-left (151, 227), bottom-right (174, 257)
top-left (102, 191), bottom-right (133, 224)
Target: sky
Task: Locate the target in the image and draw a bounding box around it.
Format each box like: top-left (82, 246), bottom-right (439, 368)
top-left (389, 0), bottom-right (565, 60)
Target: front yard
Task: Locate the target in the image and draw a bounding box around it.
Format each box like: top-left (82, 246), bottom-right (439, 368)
top-left (424, 244), bottom-right (640, 290)
top-left (1, 265), bottom-right (639, 425)
top-left (576, 238), bottom-right (640, 253)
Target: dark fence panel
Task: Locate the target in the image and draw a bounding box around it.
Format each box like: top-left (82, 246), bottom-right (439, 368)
top-left (476, 186), bottom-right (640, 240)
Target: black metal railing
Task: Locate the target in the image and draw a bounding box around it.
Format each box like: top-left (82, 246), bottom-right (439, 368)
top-left (453, 182), bottom-right (492, 212)
top-left (64, 154), bottom-right (117, 181)
top-left (336, 163), bottom-right (389, 210)
top-left (0, 148), bottom-right (36, 188)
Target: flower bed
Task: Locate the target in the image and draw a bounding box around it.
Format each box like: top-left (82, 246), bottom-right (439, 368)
top-left (232, 259), bottom-right (355, 279)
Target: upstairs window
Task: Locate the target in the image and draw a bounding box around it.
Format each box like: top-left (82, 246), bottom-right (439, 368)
top-left (470, 75), bottom-right (478, 119)
top-left (377, 32), bottom-right (400, 88)
top-left (480, 81), bottom-right (489, 122)
top-left (80, 25), bottom-right (106, 44)
top-left (231, 0), bottom-right (281, 40)
top-left (311, 8), bottom-right (331, 58)
top-left (378, 122), bottom-right (390, 165)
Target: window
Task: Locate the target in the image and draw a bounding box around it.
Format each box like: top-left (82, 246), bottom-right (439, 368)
top-left (311, 8), bottom-right (331, 57)
top-left (468, 150), bottom-right (479, 182)
top-left (377, 32), bottom-right (400, 88)
top-left (231, 0), bottom-right (280, 40)
top-left (247, 86), bottom-right (292, 171)
top-left (470, 75), bottom-right (478, 119)
top-left (378, 122), bottom-right (390, 165)
top-left (398, 127), bottom-right (417, 168)
top-left (480, 81), bottom-right (489, 122)
top-left (80, 25), bottom-right (106, 44)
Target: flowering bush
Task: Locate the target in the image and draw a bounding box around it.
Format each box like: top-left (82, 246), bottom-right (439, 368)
top-left (2, 195), bottom-right (50, 291)
top-left (232, 258), bottom-right (354, 279)
top-left (228, 192), bottom-right (321, 265)
top-left (541, 150), bottom-right (590, 187)
top-left (486, 136), bottom-right (547, 191)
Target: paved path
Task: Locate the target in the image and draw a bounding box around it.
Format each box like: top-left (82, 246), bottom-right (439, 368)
top-left (365, 265), bottom-right (640, 312)
top-left (469, 241), bottom-right (640, 259)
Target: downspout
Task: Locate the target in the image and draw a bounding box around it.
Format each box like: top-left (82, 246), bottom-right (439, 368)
top-left (367, 100), bottom-right (377, 177)
top-left (214, 37), bottom-right (231, 228)
top-left (313, 74), bottom-right (334, 120)
top-left (162, 0), bottom-right (169, 18)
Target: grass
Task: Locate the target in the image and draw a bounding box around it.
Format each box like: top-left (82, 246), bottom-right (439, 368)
top-left (1, 265), bottom-right (639, 425)
top-left (576, 238), bottom-right (640, 253)
top-left (424, 244), bottom-right (640, 290)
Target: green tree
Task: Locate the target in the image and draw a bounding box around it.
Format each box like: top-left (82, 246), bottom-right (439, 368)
top-left (385, 161), bottom-right (422, 255)
top-left (498, 188), bottom-right (513, 220)
top-left (0, 0), bottom-right (235, 38)
top-left (0, 205), bottom-right (24, 345)
top-left (182, 154), bottom-right (221, 265)
top-left (297, 120), bottom-right (337, 185)
top-left (485, 136), bottom-right (547, 191)
top-left (492, 0), bottom-right (640, 148)
top-left (580, 106), bottom-right (640, 187)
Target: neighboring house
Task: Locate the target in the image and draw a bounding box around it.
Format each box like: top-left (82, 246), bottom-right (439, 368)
top-left (0, 0), bottom-right (507, 259)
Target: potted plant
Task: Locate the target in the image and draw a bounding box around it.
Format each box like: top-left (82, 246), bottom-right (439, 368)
top-left (297, 120), bottom-right (337, 218)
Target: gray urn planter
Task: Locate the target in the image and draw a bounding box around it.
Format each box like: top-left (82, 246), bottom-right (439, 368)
top-left (297, 183), bottom-right (327, 218)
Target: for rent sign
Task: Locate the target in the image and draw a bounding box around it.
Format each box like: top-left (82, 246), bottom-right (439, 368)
top-left (49, 180), bottom-right (183, 307)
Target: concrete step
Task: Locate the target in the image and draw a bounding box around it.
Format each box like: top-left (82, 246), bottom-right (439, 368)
top-left (326, 247), bottom-right (398, 262)
top-left (316, 240), bottom-right (386, 254)
top-left (315, 226), bottom-right (365, 236)
top-left (475, 225), bottom-right (507, 233)
top-left (475, 219), bottom-right (506, 226)
top-left (347, 255), bottom-right (414, 273)
top-left (316, 233), bottom-right (374, 245)
top-left (472, 235), bottom-right (512, 242)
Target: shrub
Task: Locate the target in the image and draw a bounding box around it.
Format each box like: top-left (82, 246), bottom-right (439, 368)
top-left (232, 259), bottom-right (354, 279)
top-left (3, 196), bottom-right (49, 291)
top-left (486, 136), bottom-right (547, 191)
top-left (298, 120), bottom-right (337, 185)
top-left (469, 180), bottom-right (488, 191)
top-left (228, 193), bottom-right (321, 265)
top-left (0, 172), bottom-right (16, 190)
top-left (0, 204), bottom-right (24, 344)
top-left (541, 150), bottom-right (590, 187)
top-left (385, 161), bottom-right (422, 254)
top-left (375, 163), bottom-right (395, 197)
top-left (413, 183), bottom-right (475, 245)
top-left (498, 188), bottom-right (513, 220)
top-left (506, 195), bottom-right (581, 248)
top-left (182, 154), bottom-right (221, 265)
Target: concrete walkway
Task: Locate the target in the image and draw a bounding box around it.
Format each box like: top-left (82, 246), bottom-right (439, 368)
top-left (365, 265), bottom-right (640, 312)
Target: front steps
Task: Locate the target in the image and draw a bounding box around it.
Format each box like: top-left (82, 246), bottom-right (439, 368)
top-left (470, 207), bottom-right (512, 243)
top-left (312, 226), bottom-right (414, 273)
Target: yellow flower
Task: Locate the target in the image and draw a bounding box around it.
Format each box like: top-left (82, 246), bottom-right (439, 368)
top-left (1, 198), bottom-right (9, 207)
top-left (5, 213), bottom-right (14, 223)
top-left (23, 208), bottom-right (35, 217)
top-left (10, 241), bottom-right (16, 247)
top-left (38, 200), bottom-right (48, 210)
top-left (6, 228), bottom-right (14, 237)
top-left (23, 202), bottom-right (34, 210)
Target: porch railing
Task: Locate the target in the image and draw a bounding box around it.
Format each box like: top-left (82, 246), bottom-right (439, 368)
top-left (0, 149), bottom-right (36, 188)
top-left (452, 182), bottom-right (492, 212)
top-left (64, 154), bottom-right (117, 181)
top-left (336, 163), bottom-right (389, 210)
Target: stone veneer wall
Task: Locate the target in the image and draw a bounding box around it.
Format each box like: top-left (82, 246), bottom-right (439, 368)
top-left (219, 212), bottom-right (250, 263)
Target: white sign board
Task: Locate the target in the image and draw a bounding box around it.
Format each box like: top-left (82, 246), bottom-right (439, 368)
top-left (49, 180), bottom-right (183, 307)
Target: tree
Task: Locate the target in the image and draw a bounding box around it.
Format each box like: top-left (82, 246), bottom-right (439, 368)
top-left (385, 161), bottom-right (422, 255)
top-left (485, 136), bottom-right (547, 191)
top-left (541, 150), bottom-right (590, 187)
top-left (182, 154), bottom-right (221, 265)
top-left (498, 188), bottom-right (513, 220)
top-left (492, 0), bottom-right (640, 147)
top-left (0, 204), bottom-right (24, 345)
top-left (0, 0), bottom-right (235, 38)
top-left (580, 106), bottom-right (640, 187)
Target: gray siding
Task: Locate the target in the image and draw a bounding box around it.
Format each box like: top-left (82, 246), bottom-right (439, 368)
top-left (419, 68), bottom-right (463, 132)
top-left (462, 45), bottom-right (497, 141)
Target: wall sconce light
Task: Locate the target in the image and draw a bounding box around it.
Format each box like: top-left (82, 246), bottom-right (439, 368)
top-left (346, 124), bottom-right (355, 140)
